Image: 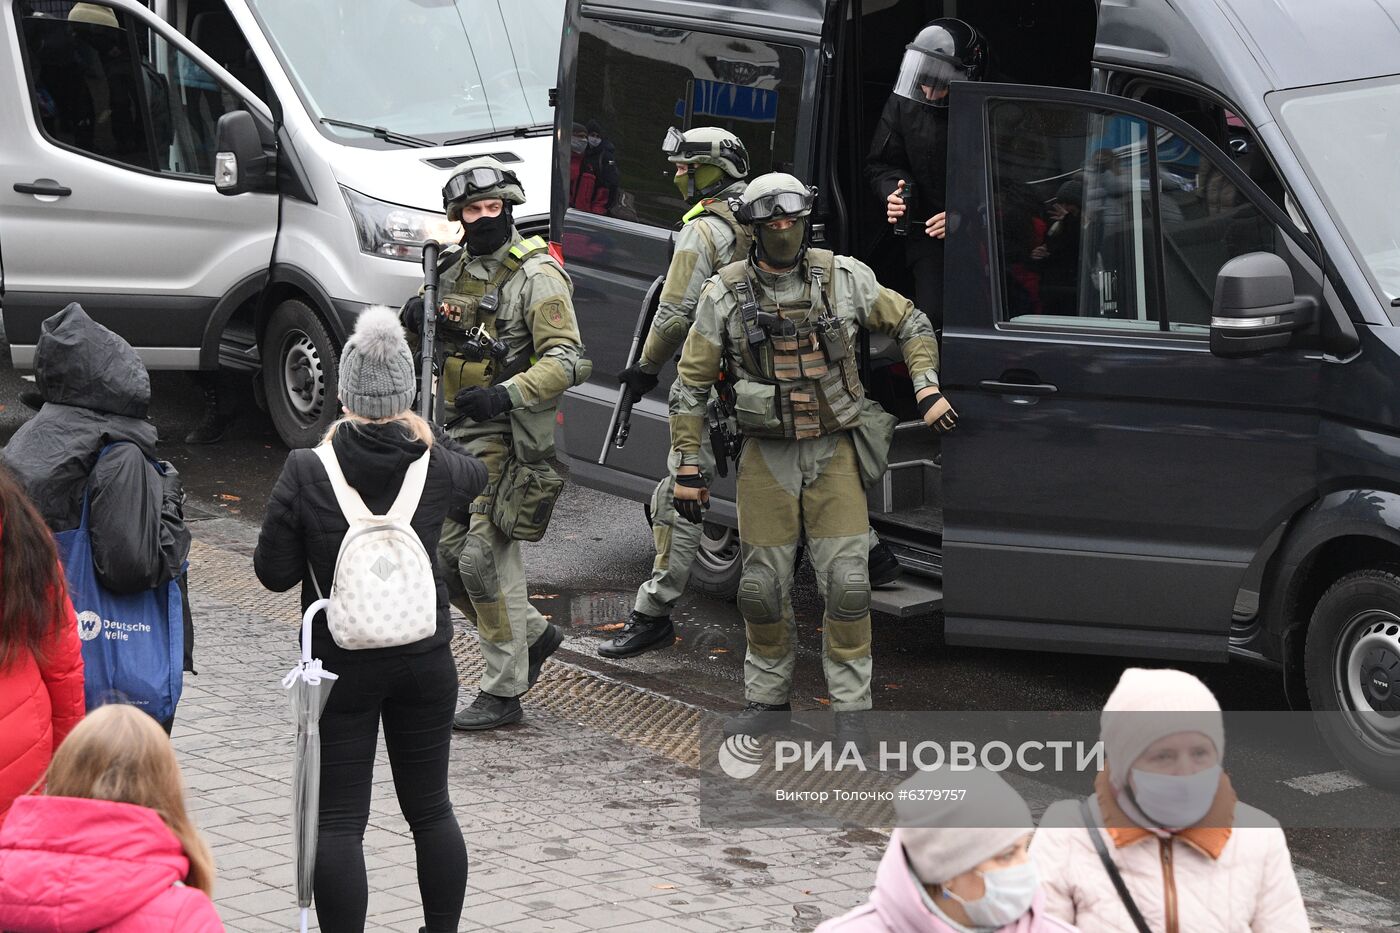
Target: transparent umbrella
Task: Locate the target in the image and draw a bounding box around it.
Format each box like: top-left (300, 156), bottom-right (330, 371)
top-left (282, 597), bottom-right (338, 933)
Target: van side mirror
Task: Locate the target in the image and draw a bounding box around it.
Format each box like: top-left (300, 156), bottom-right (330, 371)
top-left (214, 111), bottom-right (274, 196)
top-left (1210, 252), bottom-right (1316, 357)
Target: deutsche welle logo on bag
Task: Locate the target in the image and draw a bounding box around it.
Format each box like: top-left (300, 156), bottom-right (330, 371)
top-left (76, 609), bottom-right (152, 642)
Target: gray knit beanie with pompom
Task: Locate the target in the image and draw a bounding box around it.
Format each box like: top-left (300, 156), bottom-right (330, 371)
top-left (337, 306), bottom-right (417, 419)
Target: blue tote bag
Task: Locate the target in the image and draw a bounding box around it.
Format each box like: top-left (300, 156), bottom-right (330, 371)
top-left (54, 447), bottom-right (184, 723)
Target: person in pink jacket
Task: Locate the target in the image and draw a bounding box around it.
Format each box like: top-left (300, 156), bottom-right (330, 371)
top-left (1031, 667), bottom-right (1309, 933)
top-left (819, 767), bottom-right (1078, 932)
top-left (0, 703), bottom-right (224, 932)
top-left (0, 464), bottom-right (84, 821)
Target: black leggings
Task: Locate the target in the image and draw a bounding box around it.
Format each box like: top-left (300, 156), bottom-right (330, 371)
top-left (314, 646), bottom-right (467, 933)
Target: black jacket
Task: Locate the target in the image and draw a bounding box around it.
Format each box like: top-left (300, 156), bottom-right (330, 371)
top-left (254, 421), bottom-right (488, 664)
top-left (2, 303), bottom-right (189, 594)
top-left (865, 95), bottom-right (951, 263)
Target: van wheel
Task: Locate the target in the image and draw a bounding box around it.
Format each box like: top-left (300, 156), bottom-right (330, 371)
top-left (690, 522), bottom-right (741, 601)
top-left (262, 299), bottom-right (338, 449)
top-left (1305, 568), bottom-right (1400, 788)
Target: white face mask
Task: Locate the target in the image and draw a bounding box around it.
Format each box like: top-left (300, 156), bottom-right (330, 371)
top-left (944, 860), bottom-right (1040, 929)
top-left (1131, 764), bottom-right (1222, 828)
top-left (587, 134), bottom-right (603, 148)
top-left (570, 137), bottom-right (588, 154)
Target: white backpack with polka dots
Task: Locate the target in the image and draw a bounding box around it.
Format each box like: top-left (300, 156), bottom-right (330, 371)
top-left (310, 445), bottom-right (437, 650)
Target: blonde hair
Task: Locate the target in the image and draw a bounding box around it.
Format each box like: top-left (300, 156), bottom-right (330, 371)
top-left (44, 705), bottom-right (216, 896)
top-left (322, 408), bottom-right (435, 447)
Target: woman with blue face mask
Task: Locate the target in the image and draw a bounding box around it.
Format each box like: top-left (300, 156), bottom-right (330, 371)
top-left (1031, 668), bottom-right (1309, 933)
top-left (818, 767), bottom-right (1078, 933)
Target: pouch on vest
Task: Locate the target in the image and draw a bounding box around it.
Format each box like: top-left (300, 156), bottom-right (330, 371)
top-left (850, 397), bottom-right (899, 489)
top-left (489, 456), bottom-right (565, 542)
top-left (730, 379), bottom-right (783, 436)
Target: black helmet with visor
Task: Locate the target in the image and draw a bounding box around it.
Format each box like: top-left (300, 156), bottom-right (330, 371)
top-left (893, 18), bottom-right (986, 109)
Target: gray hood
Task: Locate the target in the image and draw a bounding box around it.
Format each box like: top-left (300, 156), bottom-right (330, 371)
top-left (35, 302), bottom-right (150, 418)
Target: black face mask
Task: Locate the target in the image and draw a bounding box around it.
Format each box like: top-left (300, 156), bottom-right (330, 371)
top-left (754, 220), bottom-right (807, 270)
top-left (463, 207), bottom-right (513, 255)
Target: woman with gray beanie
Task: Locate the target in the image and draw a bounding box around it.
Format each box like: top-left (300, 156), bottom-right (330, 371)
top-left (819, 767), bottom-right (1077, 932)
top-left (255, 307), bottom-right (487, 933)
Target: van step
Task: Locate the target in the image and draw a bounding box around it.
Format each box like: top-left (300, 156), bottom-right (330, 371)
top-left (870, 577), bottom-right (943, 619)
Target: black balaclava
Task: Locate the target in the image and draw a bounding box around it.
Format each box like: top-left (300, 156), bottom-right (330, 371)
top-left (753, 218), bottom-right (808, 270)
top-left (463, 204), bottom-right (513, 255)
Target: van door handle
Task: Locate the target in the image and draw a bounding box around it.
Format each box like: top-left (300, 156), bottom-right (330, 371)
top-left (14, 181), bottom-right (72, 197)
top-left (978, 379), bottom-right (1057, 396)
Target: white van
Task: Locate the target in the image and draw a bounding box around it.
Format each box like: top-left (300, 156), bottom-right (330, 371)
top-left (0, 0), bottom-right (562, 446)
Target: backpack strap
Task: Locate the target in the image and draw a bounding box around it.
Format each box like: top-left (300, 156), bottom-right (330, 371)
top-left (1079, 797), bottom-right (1153, 933)
top-left (312, 445), bottom-right (430, 523)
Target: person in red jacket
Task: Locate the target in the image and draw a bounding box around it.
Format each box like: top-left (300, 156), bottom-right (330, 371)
top-left (0, 464), bottom-right (83, 821)
top-left (0, 703), bottom-right (224, 932)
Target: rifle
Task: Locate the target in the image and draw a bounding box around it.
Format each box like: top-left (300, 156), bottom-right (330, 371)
top-left (598, 274), bottom-right (665, 465)
top-left (419, 241), bottom-right (441, 423)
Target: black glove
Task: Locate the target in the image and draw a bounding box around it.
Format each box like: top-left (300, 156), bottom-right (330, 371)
top-left (400, 295), bottom-right (425, 335)
top-left (673, 472), bottom-right (709, 525)
top-left (917, 390), bottom-right (958, 434)
top-left (617, 363), bottom-right (660, 399)
top-left (452, 384), bottom-right (513, 422)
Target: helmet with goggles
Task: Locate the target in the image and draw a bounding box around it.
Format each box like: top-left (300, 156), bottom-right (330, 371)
top-left (661, 126), bottom-right (750, 179)
top-left (893, 18), bottom-right (986, 109)
top-left (442, 156), bottom-right (526, 221)
top-left (732, 172), bottom-right (815, 225)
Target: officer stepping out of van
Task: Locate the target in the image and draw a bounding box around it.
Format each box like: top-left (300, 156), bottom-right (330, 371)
top-left (668, 173), bottom-right (956, 748)
top-left (400, 157), bottom-right (590, 731)
top-left (868, 18), bottom-right (988, 335)
top-left (602, 128), bottom-right (906, 660)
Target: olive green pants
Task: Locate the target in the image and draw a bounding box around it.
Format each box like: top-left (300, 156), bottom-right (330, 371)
top-left (439, 433), bottom-right (550, 698)
top-left (736, 433), bottom-right (873, 712)
top-left (634, 444), bottom-right (715, 618)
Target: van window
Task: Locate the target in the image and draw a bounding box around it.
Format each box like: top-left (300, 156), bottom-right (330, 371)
top-left (987, 99), bottom-right (1280, 334)
top-left (572, 18), bottom-right (805, 227)
top-left (182, 0), bottom-right (269, 106)
top-left (18, 0), bottom-right (248, 178)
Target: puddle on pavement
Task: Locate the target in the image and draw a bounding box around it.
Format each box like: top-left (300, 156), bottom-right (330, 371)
top-left (529, 589), bottom-right (746, 659)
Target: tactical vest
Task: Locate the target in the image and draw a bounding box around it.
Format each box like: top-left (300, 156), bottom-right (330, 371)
top-left (438, 236), bottom-right (549, 400)
top-left (682, 197), bottom-right (753, 262)
top-left (717, 249), bottom-right (865, 440)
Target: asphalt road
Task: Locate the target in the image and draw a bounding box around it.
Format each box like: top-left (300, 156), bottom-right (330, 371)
top-left (1, 353), bottom-right (1397, 917)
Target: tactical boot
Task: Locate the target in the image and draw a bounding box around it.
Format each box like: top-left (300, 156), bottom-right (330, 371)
top-left (184, 384), bottom-right (233, 445)
top-left (18, 390), bottom-right (43, 412)
top-left (868, 539), bottom-right (904, 588)
top-left (526, 623), bottom-right (564, 688)
top-left (597, 610), bottom-right (674, 659)
top-left (834, 710), bottom-right (874, 761)
top-left (723, 701), bottom-right (792, 739)
top-left (452, 692), bottom-right (523, 731)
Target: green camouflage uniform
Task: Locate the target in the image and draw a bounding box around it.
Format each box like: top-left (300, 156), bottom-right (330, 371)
top-left (670, 250), bottom-right (939, 710)
top-left (430, 229), bottom-right (585, 698)
top-left (631, 189), bottom-right (748, 617)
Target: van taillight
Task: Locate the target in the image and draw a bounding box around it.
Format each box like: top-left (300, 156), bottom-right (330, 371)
top-left (549, 241), bottom-right (565, 265)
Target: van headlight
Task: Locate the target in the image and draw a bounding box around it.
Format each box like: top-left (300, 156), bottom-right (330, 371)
top-left (341, 186), bottom-right (461, 262)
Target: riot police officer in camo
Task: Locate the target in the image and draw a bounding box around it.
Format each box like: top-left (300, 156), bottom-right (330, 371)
top-left (602, 129), bottom-right (906, 661)
top-left (667, 173), bottom-right (957, 745)
top-left (401, 156), bottom-right (589, 731)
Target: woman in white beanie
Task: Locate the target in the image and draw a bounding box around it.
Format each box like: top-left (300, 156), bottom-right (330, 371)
top-left (819, 767), bottom-right (1078, 932)
top-left (255, 307), bottom-right (487, 933)
top-left (1031, 667), bottom-right (1309, 933)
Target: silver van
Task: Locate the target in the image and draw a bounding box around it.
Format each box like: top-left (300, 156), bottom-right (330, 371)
top-left (0, 0), bottom-right (561, 446)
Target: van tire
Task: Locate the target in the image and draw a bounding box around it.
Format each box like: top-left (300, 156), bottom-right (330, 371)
top-left (1305, 568), bottom-right (1400, 788)
top-left (690, 522), bottom-right (742, 601)
top-left (262, 299), bottom-right (338, 449)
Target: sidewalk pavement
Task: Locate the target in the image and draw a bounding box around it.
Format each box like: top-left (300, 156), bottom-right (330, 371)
top-left (177, 518), bottom-right (886, 932)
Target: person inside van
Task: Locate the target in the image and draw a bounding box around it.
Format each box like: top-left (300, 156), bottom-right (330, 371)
top-left (867, 18), bottom-right (988, 333)
top-left (1031, 668), bottom-right (1309, 933)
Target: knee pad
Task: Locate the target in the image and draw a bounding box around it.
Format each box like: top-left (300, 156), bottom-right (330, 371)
top-left (737, 564), bottom-right (782, 626)
top-left (457, 534), bottom-right (498, 603)
top-left (825, 557), bottom-right (871, 621)
top-left (659, 315), bottom-right (689, 344)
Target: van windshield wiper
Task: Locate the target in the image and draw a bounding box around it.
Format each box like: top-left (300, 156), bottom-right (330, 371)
top-left (319, 118), bottom-right (435, 149)
top-left (442, 123), bottom-right (552, 147)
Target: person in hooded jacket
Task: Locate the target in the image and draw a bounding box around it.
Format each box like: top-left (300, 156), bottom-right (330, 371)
top-left (2, 302), bottom-right (194, 711)
top-left (0, 464), bottom-right (84, 822)
top-left (255, 307), bottom-right (487, 933)
top-left (1032, 668), bottom-right (1309, 933)
top-left (0, 703), bottom-right (223, 933)
top-left (820, 766), bottom-right (1077, 933)
top-left (866, 18), bottom-right (988, 333)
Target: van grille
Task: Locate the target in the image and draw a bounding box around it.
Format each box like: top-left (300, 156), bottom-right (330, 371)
top-left (423, 152), bottom-right (521, 169)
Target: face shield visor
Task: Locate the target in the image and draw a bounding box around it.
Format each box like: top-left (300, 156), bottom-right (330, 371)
top-left (892, 47), bottom-right (966, 109)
